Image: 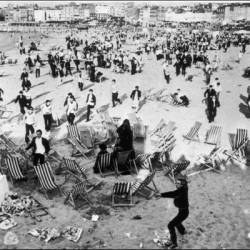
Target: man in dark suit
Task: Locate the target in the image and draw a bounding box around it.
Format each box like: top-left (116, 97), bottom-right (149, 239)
top-left (26, 129), bottom-right (50, 166)
top-left (130, 85), bottom-right (141, 112)
top-left (15, 90), bottom-right (27, 114)
top-left (86, 89), bottom-right (96, 122)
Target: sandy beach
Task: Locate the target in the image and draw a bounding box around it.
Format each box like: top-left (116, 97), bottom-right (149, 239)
top-left (0, 28), bottom-right (250, 249)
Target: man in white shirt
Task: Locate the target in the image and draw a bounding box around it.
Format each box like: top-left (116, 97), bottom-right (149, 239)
top-left (26, 129), bottom-right (50, 166)
top-left (111, 79), bottom-right (122, 107)
top-left (42, 100), bottom-right (53, 132)
top-left (24, 107), bottom-right (36, 144)
top-left (66, 96), bottom-right (78, 125)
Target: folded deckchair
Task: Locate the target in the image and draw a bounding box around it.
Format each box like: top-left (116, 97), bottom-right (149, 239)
top-left (204, 125), bottom-right (222, 146)
top-left (224, 128), bottom-right (248, 164)
top-left (64, 181), bottom-right (95, 209)
top-left (96, 152), bottom-right (118, 177)
top-left (188, 147), bottom-right (224, 177)
top-left (150, 118), bottom-right (166, 137)
top-left (111, 170), bottom-right (158, 207)
top-left (164, 160), bottom-right (190, 184)
top-left (34, 162), bottom-right (64, 199)
top-left (183, 121), bottom-right (202, 142)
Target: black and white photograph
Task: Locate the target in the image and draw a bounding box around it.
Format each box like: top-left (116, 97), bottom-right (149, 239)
top-left (0, 0), bottom-right (250, 248)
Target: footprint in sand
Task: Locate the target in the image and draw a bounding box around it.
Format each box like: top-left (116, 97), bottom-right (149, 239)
top-left (237, 84), bottom-right (242, 87)
top-left (226, 91), bottom-right (231, 93)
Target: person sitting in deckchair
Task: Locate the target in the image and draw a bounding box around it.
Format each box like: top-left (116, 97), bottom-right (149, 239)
top-left (172, 89), bottom-right (189, 107)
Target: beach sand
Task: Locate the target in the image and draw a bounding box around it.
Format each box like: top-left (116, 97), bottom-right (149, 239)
top-left (0, 30), bottom-right (250, 249)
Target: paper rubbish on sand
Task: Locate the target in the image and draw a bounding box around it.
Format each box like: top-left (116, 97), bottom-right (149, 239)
top-left (4, 231), bottom-right (19, 245)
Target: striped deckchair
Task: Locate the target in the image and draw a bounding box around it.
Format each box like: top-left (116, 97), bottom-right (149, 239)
top-left (64, 181), bottom-right (94, 209)
top-left (67, 136), bottom-right (93, 159)
top-left (97, 152), bottom-right (118, 177)
top-left (164, 160), bottom-right (190, 183)
top-left (224, 128), bottom-right (248, 164)
top-left (4, 156), bottom-right (25, 184)
top-left (111, 170), bottom-right (158, 207)
top-left (63, 157), bottom-right (88, 182)
top-left (183, 121), bottom-right (202, 142)
top-left (34, 162), bottom-right (63, 199)
top-left (150, 118), bottom-right (166, 137)
top-left (67, 124), bottom-right (81, 142)
top-left (204, 125), bottom-right (222, 146)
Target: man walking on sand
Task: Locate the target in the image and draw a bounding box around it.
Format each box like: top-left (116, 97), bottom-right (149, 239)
top-left (156, 174), bottom-right (189, 249)
top-left (111, 79), bottom-right (122, 107)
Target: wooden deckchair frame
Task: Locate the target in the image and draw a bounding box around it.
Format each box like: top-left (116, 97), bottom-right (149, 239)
top-left (183, 121), bottom-right (202, 142)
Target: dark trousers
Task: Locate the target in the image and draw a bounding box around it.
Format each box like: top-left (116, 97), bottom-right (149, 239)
top-left (207, 107), bottom-right (217, 123)
top-left (33, 153), bottom-right (45, 166)
top-left (65, 68), bottom-right (72, 76)
top-left (26, 99), bottom-right (32, 108)
top-left (78, 82), bottom-right (83, 91)
top-left (43, 114), bottom-right (53, 131)
top-left (164, 73), bottom-right (170, 84)
top-left (112, 92), bottom-right (121, 107)
top-left (20, 105), bottom-right (25, 115)
top-left (168, 208), bottom-right (189, 245)
top-left (25, 124), bottom-right (35, 143)
top-left (67, 113), bottom-right (75, 125)
top-left (35, 68), bottom-right (40, 78)
top-left (87, 105), bottom-right (94, 121)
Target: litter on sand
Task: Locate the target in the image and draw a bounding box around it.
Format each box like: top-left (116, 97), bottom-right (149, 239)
top-left (0, 217), bottom-right (17, 230)
top-left (28, 228), bottom-right (61, 243)
top-left (4, 231), bottom-right (19, 245)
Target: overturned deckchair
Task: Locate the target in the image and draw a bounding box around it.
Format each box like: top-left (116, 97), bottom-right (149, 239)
top-left (183, 121), bottom-right (202, 142)
top-left (112, 169), bottom-right (158, 207)
top-left (63, 157), bottom-right (102, 187)
top-left (164, 160), bottom-right (190, 184)
top-left (34, 162), bottom-right (64, 199)
top-left (150, 118), bottom-right (166, 137)
top-left (64, 181), bottom-right (95, 209)
top-left (188, 147), bottom-right (224, 177)
top-left (224, 128), bottom-right (248, 164)
top-left (204, 125), bottom-right (222, 146)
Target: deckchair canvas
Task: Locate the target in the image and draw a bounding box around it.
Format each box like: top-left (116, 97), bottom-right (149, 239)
top-left (183, 121), bottom-right (202, 142)
top-left (34, 162), bottom-right (63, 199)
top-left (204, 125), bottom-right (222, 146)
top-left (96, 152), bottom-right (118, 177)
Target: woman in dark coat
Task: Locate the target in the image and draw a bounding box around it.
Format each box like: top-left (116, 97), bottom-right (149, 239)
top-left (116, 119), bottom-right (134, 152)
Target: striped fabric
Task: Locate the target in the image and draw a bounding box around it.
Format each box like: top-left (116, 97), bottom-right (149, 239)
top-left (113, 182), bottom-right (131, 195)
top-left (5, 156), bottom-right (24, 180)
top-left (183, 121), bottom-right (202, 141)
top-left (97, 153), bottom-right (112, 172)
top-left (34, 163), bottom-right (58, 191)
top-left (150, 119), bottom-right (166, 136)
top-left (68, 182), bottom-right (88, 197)
top-left (131, 172), bottom-right (154, 194)
top-left (64, 158), bottom-right (87, 178)
top-left (228, 133), bottom-right (235, 150)
top-left (0, 134), bottom-right (17, 149)
top-left (235, 129), bottom-right (248, 150)
top-left (136, 154), bottom-right (153, 172)
top-left (165, 160), bottom-right (190, 175)
top-left (205, 125), bottom-right (222, 145)
top-left (67, 124), bottom-right (81, 141)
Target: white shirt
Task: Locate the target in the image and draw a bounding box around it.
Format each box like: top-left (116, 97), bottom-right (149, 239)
top-left (67, 101), bottom-right (77, 115)
top-left (214, 84), bottom-right (222, 94)
top-left (111, 83), bottom-right (118, 93)
top-left (87, 94), bottom-right (94, 106)
top-left (25, 112), bottom-right (35, 125)
top-left (35, 137), bottom-right (45, 154)
top-left (24, 91), bottom-right (31, 100)
top-left (42, 104), bottom-right (52, 115)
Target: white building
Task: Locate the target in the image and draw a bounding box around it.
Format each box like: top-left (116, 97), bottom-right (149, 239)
top-left (224, 4), bottom-right (250, 23)
top-left (95, 4), bottom-right (112, 19)
top-left (61, 6), bottom-right (80, 21)
top-left (34, 9), bottom-right (62, 22)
